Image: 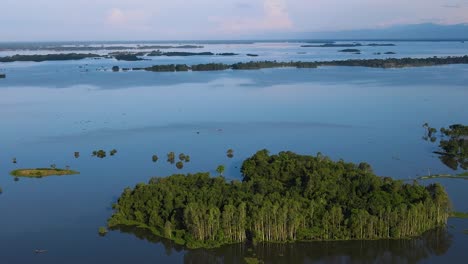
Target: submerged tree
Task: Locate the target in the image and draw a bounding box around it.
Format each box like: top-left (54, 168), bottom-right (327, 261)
top-left (167, 152), bottom-right (176, 164)
top-left (152, 155), bottom-right (159, 163)
top-left (216, 165), bottom-right (225, 176)
top-left (176, 161), bottom-right (184, 170)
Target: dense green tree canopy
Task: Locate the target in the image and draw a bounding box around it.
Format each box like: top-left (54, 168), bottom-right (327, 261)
top-left (108, 150), bottom-right (451, 249)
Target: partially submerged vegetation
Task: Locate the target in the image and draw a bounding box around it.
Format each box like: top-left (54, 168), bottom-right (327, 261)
top-left (129, 56), bottom-right (468, 73)
top-left (417, 172), bottom-right (468, 180)
top-left (423, 124), bottom-right (468, 170)
top-left (451, 212), bottom-right (468, 219)
top-left (10, 168), bottom-right (79, 178)
top-left (108, 150), bottom-right (450, 249)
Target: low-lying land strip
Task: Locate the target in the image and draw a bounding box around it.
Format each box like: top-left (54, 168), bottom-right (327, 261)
top-left (10, 168), bottom-right (79, 178)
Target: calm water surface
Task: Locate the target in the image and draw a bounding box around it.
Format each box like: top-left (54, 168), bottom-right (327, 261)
top-left (0, 41), bottom-right (467, 263)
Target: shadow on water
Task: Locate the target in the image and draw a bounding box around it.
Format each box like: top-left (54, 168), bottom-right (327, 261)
top-left (112, 226), bottom-right (452, 264)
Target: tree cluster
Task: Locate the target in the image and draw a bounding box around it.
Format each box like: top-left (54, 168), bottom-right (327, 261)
top-left (108, 150), bottom-right (451, 248)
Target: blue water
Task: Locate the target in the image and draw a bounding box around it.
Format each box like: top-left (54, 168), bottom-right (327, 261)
top-left (0, 41), bottom-right (467, 263)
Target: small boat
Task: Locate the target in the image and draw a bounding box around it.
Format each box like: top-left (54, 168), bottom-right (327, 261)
top-left (35, 249), bottom-right (48, 254)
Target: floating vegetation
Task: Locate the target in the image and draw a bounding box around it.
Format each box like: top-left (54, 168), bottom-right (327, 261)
top-left (74, 152), bottom-right (80, 158)
top-left (227, 149), bottom-right (234, 158)
top-left (12, 157), bottom-right (17, 164)
top-left (92, 150), bottom-right (107, 158)
top-left (184, 155), bottom-right (190, 163)
top-left (10, 168), bottom-right (79, 178)
top-left (152, 155), bottom-right (159, 163)
top-left (110, 149), bottom-right (118, 156)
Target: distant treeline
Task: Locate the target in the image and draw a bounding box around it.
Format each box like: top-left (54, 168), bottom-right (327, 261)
top-left (0, 53), bottom-right (101, 62)
top-left (108, 150), bottom-right (450, 249)
top-left (301, 43), bottom-right (396, 48)
top-left (0, 45), bottom-right (204, 52)
top-left (128, 56), bottom-right (468, 72)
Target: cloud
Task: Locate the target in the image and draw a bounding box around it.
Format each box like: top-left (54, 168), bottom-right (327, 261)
top-left (105, 8), bottom-right (153, 30)
top-left (442, 4), bottom-right (461, 8)
top-left (217, 0), bottom-right (293, 35)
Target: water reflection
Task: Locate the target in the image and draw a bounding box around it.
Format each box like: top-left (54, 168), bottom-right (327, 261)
top-left (112, 226), bottom-right (452, 264)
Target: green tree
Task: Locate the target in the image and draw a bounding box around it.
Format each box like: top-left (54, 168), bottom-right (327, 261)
top-left (216, 165), bottom-right (225, 176)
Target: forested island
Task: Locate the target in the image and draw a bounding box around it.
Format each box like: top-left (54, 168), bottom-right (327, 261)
top-left (108, 150), bottom-right (450, 249)
top-left (126, 56), bottom-right (468, 73)
top-left (10, 168), bottom-right (79, 178)
top-left (0, 53), bottom-right (101, 62)
top-left (301, 43), bottom-right (396, 48)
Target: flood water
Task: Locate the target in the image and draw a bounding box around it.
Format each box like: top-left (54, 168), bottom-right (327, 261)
top-left (0, 41), bottom-right (467, 263)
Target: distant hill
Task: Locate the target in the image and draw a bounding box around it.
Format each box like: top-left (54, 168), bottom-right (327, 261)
top-left (309, 23), bottom-right (468, 40)
top-left (252, 23), bottom-right (468, 41)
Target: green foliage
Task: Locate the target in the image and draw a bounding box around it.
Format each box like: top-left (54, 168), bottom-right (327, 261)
top-left (110, 149), bottom-right (118, 156)
top-left (216, 165), bottom-right (225, 176)
top-left (136, 56), bottom-right (468, 74)
top-left (0, 53), bottom-right (101, 62)
top-left (176, 162), bottom-right (184, 170)
top-left (451, 212), bottom-right (468, 218)
top-left (99, 227), bottom-right (108, 236)
top-left (113, 54), bottom-right (143, 61)
top-left (426, 124), bottom-right (468, 170)
top-left (339, 49), bottom-right (361, 53)
top-left (92, 150), bottom-right (106, 158)
top-left (179, 153), bottom-right (186, 161)
top-left (167, 152), bottom-right (175, 164)
top-left (10, 168), bottom-right (79, 178)
top-left (152, 155), bottom-right (159, 163)
top-left (227, 149), bottom-right (234, 158)
top-left (108, 151), bottom-right (451, 249)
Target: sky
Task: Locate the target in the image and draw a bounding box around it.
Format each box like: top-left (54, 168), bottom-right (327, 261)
top-left (1, 0), bottom-right (468, 41)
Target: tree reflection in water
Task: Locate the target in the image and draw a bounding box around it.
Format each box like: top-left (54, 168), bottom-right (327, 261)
top-left (112, 225), bottom-right (452, 264)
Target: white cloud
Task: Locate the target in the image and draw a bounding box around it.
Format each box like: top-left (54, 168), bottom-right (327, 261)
top-left (105, 8), bottom-right (153, 30)
top-left (216, 0), bottom-right (293, 34)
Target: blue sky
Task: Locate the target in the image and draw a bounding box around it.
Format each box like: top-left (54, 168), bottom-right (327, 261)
top-left (1, 0), bottom-right (468, 41)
